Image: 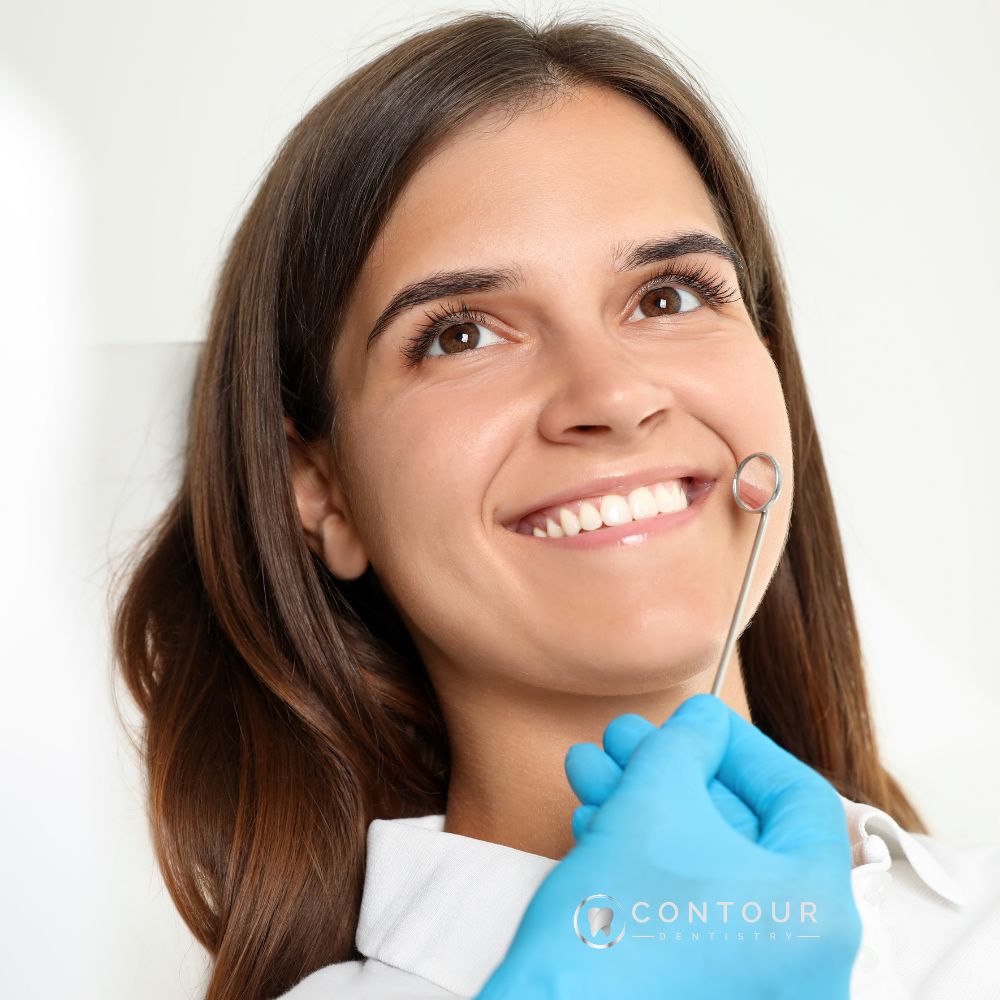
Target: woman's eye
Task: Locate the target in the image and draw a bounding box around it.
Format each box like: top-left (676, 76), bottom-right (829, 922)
top-left (423, 320), bottom-right (505, 359)
top-left (629, 283), bottom-right (702, 321)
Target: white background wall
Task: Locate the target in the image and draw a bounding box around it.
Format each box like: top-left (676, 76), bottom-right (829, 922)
top-left (1, 1), bottom-right (997, 998)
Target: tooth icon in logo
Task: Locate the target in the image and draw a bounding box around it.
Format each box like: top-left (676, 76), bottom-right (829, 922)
top-left (574, 895), bottom-right (626, 949)
top-left (587, 906), bottom-right (614, 938)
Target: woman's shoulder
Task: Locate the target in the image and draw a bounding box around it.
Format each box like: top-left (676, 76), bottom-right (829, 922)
top-left (875, 830), bottom-right (1000, 996)
top-left (271, 959), bottom-right (366, 998)
top-left (273, 957), bottom-right (461, 999)
top-left (838, 794), bottom-right (1000, 995)
top-left (900, 828), bottom-right (1000, 906)
top-left (909, 829), bottom-right (1000, 876)
top-left (905, 829), bottom-right (1000, 911)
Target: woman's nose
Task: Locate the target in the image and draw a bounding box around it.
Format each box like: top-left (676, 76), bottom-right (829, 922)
top-left (533, 324), bottom-right (680, 444)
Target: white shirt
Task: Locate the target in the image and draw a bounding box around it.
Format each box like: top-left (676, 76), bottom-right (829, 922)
top-left (276, 794), bottom-right (1000, 998)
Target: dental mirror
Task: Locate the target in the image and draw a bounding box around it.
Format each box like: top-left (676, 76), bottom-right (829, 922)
top-left (709, 452), bottom-right (783, 698)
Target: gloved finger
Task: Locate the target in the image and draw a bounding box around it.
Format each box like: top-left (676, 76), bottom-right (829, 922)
top-left (616, 694), bottom-right (729, 818)
top-left (564, 741), bottom-right (620, 805)
top-left (602, 712), bottom-right (656, 769)
top-left (601, 711), bottom-right (757, 841)
top-left (708, 778), bottom-right (760, 842)
top-left (568, 736), bottom-right (760, 843)
top-left (572, 803), bottom-right (598, 843)
top-left (717, 710), bottom-right (848, 861)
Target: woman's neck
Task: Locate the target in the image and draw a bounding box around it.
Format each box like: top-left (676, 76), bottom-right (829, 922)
top-left (441, 656), bottom-right (752, 861)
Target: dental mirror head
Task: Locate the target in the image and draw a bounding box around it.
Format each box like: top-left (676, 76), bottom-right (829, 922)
top-left (732, 451), bottom-right (782, 514)
top-left (710, 451), bottom-right (784, 698)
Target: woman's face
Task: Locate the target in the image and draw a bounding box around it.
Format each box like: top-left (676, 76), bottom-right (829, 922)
top-left (330, 84), bottom-right (794, 697)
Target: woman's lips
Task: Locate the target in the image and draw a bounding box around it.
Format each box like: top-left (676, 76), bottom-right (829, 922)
top-left (502, 478), bottom-right (716, 549)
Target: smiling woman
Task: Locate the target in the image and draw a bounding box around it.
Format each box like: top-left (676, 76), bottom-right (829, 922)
top-left (108, 9), bottom-right (999, 1000)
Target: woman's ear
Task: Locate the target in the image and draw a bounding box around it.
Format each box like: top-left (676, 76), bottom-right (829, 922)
top-left (283, 416), bottom-right (369, 580)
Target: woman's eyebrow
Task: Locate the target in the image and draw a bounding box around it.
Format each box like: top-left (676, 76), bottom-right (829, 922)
top-left (364, 229), bottom-right (744, 353)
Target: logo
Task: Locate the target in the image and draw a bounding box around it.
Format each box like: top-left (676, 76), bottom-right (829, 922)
top-left (573, 894), bottom-right (627, 949)
top-left (571, 893), bottom-right (822, 949)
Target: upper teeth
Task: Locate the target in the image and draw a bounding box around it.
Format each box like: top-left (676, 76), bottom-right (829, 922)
top-left (517, 479), bottom-right (689, 538)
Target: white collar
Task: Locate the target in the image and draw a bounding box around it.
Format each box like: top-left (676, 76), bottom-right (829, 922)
top-left (839, 796), bottom-right (966, 906)
top-left (355, 794), bottom-right (966, 997)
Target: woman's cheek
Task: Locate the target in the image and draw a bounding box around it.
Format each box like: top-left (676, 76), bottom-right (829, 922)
top-left (352, 386), bottom-right (496, 563)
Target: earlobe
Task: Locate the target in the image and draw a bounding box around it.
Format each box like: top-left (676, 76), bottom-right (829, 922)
top-left (284, 415), bottom-right (370, 580)
top-left (319, 512), bottom-right (370, 581)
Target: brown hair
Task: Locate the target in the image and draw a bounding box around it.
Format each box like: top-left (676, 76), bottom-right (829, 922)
top-left (109, 10), bottom-right (925, 999)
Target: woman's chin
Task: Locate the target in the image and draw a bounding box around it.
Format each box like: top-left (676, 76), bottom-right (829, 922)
top-left (534, 641), bottom-right (722, 698)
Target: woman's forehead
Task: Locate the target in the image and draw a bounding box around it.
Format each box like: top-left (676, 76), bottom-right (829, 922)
top-left (360, 107), bottom-right (722, 280)
top-left (379, 86), bottom-right (714, 248)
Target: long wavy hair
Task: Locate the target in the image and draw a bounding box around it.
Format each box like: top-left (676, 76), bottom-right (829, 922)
top-left (109, 10), bottom-right (926, 1000)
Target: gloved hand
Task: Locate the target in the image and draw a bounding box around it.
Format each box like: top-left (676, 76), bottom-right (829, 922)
top-left (563, 711), bottom-right (761, 845)
top-left (475, 694), bottom-right (861, 1000)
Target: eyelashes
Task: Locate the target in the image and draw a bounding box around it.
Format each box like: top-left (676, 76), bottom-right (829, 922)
top-left (636, 259), bottom-right (741, 310)
top-left (400, 260), bottom-right (741, 367)
top-left (402, 301), bottom-right (495, 367)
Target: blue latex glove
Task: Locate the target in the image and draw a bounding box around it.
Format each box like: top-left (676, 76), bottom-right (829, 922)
top-left (564, 712), bottom-right (761, 845)
top-left (475, 694), bottom-right (862, 1000)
